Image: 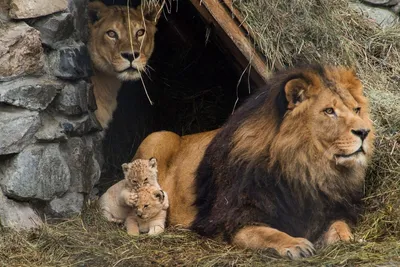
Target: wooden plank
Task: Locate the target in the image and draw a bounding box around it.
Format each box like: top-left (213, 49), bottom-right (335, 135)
top-left (221, 0), bottom-right (255, 39)
top-left (190, 0), bottom-right (270, 85)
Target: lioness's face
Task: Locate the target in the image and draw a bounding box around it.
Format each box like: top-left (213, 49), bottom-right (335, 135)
top-left (285, 67), bottom-right (374, 167)
top-left (88, 2), bottom-right (160, 81)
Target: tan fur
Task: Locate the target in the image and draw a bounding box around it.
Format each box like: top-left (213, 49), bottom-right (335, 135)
top-left (133, 67), bottom-right (374, 256)
top-left (125, 185), bottom-right (169, 235)
top-left (233, 226), bottom-right (315, 259)
top-left (88, 1), bottom-right (160, 129)
top-left (99, 158), bottom-right (163, 223)
top-left (324, 221), bottom-right (354, 245)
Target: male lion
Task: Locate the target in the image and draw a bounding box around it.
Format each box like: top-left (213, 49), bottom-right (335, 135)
top-left (133, 65), bottom-right (374, 259)
top-left (88, 1), bottom-right (161, 129)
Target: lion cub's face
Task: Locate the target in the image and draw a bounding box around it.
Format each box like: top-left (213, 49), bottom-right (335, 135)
top-left (88, 1), bottom-right (160, 81)
top-left (122, 158), bottom-right (158, 190)
top-left (284, 67), bottom-right (374, 167)
top-left (133, 185), bottom-right (165, 220)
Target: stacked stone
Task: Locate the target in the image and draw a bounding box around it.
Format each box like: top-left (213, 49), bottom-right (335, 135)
top-left (0, 0), bottom-right (103, 230)
top-left (351, 0), bottom-right (400, 28)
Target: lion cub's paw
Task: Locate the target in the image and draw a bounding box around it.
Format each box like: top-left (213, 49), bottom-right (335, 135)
top-left (277, 237), bottom-right (315, 260)
top-left (126, 192), bottom-right (138, 207)
top-left (324, 221), bottom-right (354, 245)
top-left (148, 225), bottom-right (164, 235)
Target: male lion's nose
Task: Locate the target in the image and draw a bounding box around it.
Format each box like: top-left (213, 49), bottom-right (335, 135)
top-left (121, 52), bottom-right (139, 62)
top-left (351, 128), bottom-right (370, 141)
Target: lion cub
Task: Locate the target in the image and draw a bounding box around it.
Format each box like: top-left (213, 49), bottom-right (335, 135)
top-left (99, 157), bottom-right (164, 223)
top-left (125, 185), bottom-right (169, 235)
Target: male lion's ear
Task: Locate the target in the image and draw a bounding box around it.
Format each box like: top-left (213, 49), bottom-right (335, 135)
top-left (121, 163), bottom-right (129, 174)
top-left (149, 157), bottom-right (157, 169)
top-left (284, 78), bottom-right (310, 109)
top-left (138, 3), bottom-right (162, 24)
top-left (88, 1), bottom-right (108, 25)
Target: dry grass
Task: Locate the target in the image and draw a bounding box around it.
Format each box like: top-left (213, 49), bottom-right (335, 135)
top-left (0, 202), bottom-right (399, 267)
top-left (1, 0), bottom-right (399, 266)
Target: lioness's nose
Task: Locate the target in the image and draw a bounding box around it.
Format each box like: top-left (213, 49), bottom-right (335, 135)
top-left (351, 128), bottom-right (370, 141)
top-left (121, 52), bottom-right (140, 62)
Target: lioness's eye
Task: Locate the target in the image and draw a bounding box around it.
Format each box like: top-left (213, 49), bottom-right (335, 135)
top-left (144, 178), bottom-right (148, 183)
top-left (136, 29), bottom-right (145, 37)
top-left (144, 204), bottom-right (149, 209)
top-left (323, 108), bottom-right (335, 115)
top-left (354, 107), bottom-right (361, 114)
top-left (106, 30), bottom-right (118, 39)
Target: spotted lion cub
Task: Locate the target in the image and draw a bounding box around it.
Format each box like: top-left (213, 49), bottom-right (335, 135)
top-left (99, 157), bottom-right (162, 223)
top-left (125, 185), bottom-right (169, 235)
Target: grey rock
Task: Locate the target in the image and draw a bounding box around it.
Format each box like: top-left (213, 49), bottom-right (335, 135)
top-left (47, 191), bottom-right (84, 217)
top-left (60, 137), bottom-right (101, 193)
top-left (9, 0), bottom-right (68, 19)
top-left (0, 107), bottom-right (41, 155)
top-left (0, 189), bottom-right (42, 230)
top-left (0, 0), bottom-right (10, 21)
top-left (58, 112), bottom-right (102, 136)
top-left (32, 12), bottom-right (74, 48)
top-left (0, 144), bottom-right (71, 201)
top-left (86, 132), bottom-right (104, 170)
top-left (52, 80), bottom-right (96, 116)
top-left (0, 21), bottom-right (44, 81)
top-left (350, 2), bottom-right (400, 27)
top-left (0, 77), bottom-right (62, 110)
top-left (68, 0), bottom-right (89, 42)
top-left (35, 112), bottom-right (67, 142)
top-left (47, 44), bottom-right (92, 80)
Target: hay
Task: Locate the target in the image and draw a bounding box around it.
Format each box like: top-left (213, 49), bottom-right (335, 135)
top-left (0, 202), bottom-right (399, 266)
top-left (1, 0), bottom-right (399, 265)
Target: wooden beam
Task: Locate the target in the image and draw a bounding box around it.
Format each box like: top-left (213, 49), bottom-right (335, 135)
top-left (190, 0), bottom-right (270, 86)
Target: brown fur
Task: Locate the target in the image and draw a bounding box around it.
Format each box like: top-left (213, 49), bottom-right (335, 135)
top-left (133, 66), bottom-right (374, 259)
top-left (88, 1), bottom-right (161, 129)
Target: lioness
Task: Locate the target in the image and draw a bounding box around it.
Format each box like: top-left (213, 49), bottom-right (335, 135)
top-left (133, 65), bottom-right (374, 259)
top-left (88, 1), bottom-right (161, 129)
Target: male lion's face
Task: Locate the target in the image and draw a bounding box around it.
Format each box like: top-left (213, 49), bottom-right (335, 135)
top-left (88, 2), bottom-right (160, 81)
top-left (284, 67), bottom-right (374, 167)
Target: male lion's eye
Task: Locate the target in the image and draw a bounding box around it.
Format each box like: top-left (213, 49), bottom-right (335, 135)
top-left (106, 30), bottom-right (118, 39)
top-left (354, 107), bottom-right (361, 114)
top-left (323, 108), bottom-right (335, 115)
top-left (136, 29), bottom-right (145, 37)
top-left (144, 204), bottom-right (149, 209)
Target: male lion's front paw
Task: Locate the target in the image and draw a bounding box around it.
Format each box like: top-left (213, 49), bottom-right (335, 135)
top-left (126, 192), bottom-right (138, 207)
top-left (324, 221), bottom-right (354, 245)
top-left (277, 237), bottom-right (315, 260)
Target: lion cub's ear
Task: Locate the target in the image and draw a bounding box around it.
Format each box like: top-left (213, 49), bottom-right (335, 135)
top-left (149, 157), bottom-right (157, 169)
top-left (154, 190), bottom-right (165, 203)
top-left (88, 1), bottom-right (108, 25)
top-left (121, 163), bottom-right (129, 174)
top-left (284, 78), bottom-right (310, 110)
top-left (138, 3), bottom-right (162, 24)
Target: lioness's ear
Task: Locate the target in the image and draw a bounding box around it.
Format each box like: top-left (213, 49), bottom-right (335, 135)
top-left (149, 157), bottom-right (157, 169)
top-left (154, 190), bottom-right (164, 203)
top-left (121, 163), bottom-right (129, 174)
top-left (88, 1), bottom-right (108, 25)
top-left (284, 78), bottom-right (310, 110)
top-left (138, 3), bottom-right (162, 24)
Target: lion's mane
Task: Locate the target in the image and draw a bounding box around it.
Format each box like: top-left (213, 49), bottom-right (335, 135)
top-left (192, 65), bottom-right (373, 243)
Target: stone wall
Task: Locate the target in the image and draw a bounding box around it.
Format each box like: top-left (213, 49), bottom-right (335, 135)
top-left (0, 0), bottom-right (103, 230)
